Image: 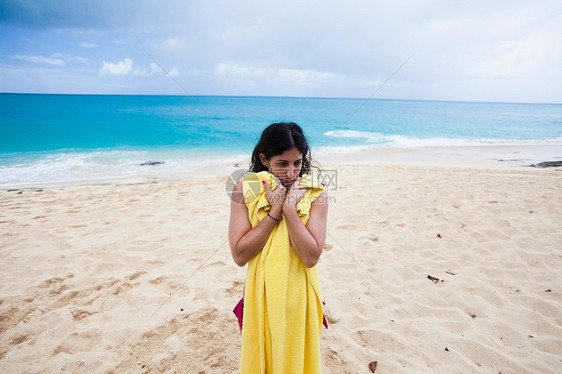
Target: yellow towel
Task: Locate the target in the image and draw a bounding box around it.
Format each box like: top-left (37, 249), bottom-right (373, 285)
top-left (241, 171), bottom-right (325, 373)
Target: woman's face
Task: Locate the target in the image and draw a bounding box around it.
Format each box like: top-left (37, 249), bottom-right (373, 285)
top-left (260, 147), bottom-right (303, 188)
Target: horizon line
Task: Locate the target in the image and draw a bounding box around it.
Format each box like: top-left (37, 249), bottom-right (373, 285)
top-left (0, 91), bottom-right (560, 106)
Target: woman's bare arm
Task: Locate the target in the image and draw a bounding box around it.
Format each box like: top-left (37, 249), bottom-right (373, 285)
top-left (228, 180), bottom-right (285, 267)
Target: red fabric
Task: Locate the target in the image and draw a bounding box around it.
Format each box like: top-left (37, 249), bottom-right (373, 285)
top-left (322, 301), bottom-right (328, 329)
top-left (233, 297), bottom-right (244, 331)
top-left (233, 298), bottom-right (328, 331)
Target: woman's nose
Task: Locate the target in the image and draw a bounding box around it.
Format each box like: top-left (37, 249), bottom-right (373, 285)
top-left (287, 166), bottom-right (295, 178)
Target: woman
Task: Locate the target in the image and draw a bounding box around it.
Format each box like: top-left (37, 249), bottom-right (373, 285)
top-left (229, 122), bottom-right (329, 373)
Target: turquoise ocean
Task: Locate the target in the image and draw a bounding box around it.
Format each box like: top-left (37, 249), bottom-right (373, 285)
top-left (1, 93), bottom-right (561, 185)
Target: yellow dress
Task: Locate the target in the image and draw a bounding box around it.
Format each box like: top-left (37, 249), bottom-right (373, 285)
top-left (241, 171), bottom-right (325, 373)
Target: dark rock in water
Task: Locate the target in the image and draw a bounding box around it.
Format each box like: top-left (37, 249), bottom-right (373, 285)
top-left (529, 161), bottom-right (562, 168)
top-left (140, 161), bottom-right (165, 166)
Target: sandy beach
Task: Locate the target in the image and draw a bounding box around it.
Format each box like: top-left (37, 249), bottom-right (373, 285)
top-left (1, 155), bottom-right (561, 373)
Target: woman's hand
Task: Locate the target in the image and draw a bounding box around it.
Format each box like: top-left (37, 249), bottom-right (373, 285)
top-left (263, 177), bottom-right (286, 218)
top-left (282, 177), bottom-right (307, 213)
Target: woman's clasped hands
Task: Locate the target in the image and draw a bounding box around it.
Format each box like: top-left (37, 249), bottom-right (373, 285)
top-left (262, 176), bottom-right (307, 219)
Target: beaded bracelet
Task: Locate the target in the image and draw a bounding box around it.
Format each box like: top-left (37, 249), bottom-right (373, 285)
top-left (267, 213), bottom-right (279, 222)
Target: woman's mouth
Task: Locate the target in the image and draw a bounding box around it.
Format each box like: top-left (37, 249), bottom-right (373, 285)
top-left (282, 179), bottom-right (295, 188)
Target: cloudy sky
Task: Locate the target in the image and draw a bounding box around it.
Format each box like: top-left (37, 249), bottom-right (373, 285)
top-left (1, 0), bottom-right (561, 103)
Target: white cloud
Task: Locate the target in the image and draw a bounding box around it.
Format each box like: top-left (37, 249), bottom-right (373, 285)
top-left (168, 67), bottom-right (179, 77)
top-left (100, 58), bottom-right (176, 78)
top-left (72, 56), bottom-right (89, 64)
top-left (9, 54), bottom-right (64, 66)
top-left (149, 62), bottom-right (160, 74)
top-left (215, 63), bottom-right (343, 87)
top-left (276, 68), bottom-right (341, 85)
top-left (80, 42), bottom-right (98, 48)
top-left (9, 53), bottom-right (88, 67)
top-left (131, 62), bottom-right (175, 76)
top-left (472, 20), bottom-right (562, 80)
top-left (99, 58), bottom-right (134, 76)
top-left (132, 67), bottom-right (147, 76)
top-left (215, 63), bottom-right (267, 78)
top-left (157, 37), bottom-right (184, 50)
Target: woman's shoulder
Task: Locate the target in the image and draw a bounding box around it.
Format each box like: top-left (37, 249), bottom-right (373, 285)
top-left (311, 190), bottom-right (330, 207)
top-left (231, 180), bottom-right (246, 205)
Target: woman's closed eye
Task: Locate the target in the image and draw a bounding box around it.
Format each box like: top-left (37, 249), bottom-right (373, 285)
top-left (276, 161), bottom-right (301, 167)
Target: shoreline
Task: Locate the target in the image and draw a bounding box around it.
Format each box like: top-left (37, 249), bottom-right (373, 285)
top-left (316, 144), bottom-right (562, 168)
top-left (1, 144), bottom-right (561, 190)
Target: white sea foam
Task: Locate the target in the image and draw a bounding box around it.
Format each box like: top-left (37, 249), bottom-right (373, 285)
top-left (0, 150), bottom-right (247, 186)
top-left (314, 144), bottom-right (381, 155)
top-left (321, 130), bottom-right (562, 150)
top-left (2, 131), bottom-right (561, 185)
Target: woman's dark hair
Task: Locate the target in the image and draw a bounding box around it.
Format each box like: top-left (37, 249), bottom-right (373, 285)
top-left (249, 122), bottom-right (316, 175)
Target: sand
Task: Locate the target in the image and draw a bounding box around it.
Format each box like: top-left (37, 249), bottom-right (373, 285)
top-left (1, 160), bottom-right (561, 373)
